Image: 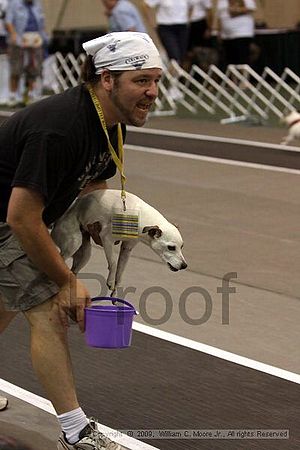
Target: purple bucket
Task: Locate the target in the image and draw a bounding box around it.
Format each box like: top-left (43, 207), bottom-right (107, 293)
top-left (84, 297), bottom-right (137, 349)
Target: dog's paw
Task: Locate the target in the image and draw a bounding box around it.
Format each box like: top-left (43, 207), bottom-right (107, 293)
top-left (106, 278), bottom-right (115, 292)
top-left (110, 289), bottom-right (117, 298)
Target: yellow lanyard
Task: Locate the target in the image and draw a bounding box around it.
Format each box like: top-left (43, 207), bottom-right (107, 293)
top-left (87, 84), bottom-right (127, 210)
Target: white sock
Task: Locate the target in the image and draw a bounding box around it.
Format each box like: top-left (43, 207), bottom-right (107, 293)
top-left (57, 407), bottom-right (89, 444)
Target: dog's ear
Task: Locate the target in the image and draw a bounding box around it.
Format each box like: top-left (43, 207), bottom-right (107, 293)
top-left (142, 225), bottom-right (162, 239)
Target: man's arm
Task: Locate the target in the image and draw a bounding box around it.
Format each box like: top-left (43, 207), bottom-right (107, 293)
top-left (7, 187), bottom-right (90, 330)
top-left (229, 0), bottom-right (255, 17)
top-left (7, 187), bottom-right (73, 287)
top-left (5, 22), bottom-right (17, 44)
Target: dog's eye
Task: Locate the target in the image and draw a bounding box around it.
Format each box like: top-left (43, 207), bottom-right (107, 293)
top-left (168, 245), bottom-right (176, 251)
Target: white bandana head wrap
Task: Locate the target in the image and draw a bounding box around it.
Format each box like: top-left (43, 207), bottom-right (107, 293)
top-left (82, 32), bottom-right (163, 74)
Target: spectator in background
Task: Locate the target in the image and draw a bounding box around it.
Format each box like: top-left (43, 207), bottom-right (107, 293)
top-left (5, 0), bottom-right (47, 106)
top-left (217, 0), bottom-right (256, 68)
top-left (143, 0), bottom-right (195, 99)
top-left (0, 0), bottom-right (9, 104)
top-left (185, 0), bottom-right (213, 71)
top-left (143, 0), bottom-right (195, 66)
top-left (101, 0), bottom-right (147, 33)
top-left (189, 0), bottom-right (213, 50)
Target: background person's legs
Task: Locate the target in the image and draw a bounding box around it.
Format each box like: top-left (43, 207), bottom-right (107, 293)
top-left (0, 39), bottom-right (10, 104)
top-left (7, 45), bottom-right (23, 105)
top-left (157, 25), bottom-right (187, 100)
top-left (176, 24), bottom-right (189, 67)
top-left (24, 46), bottom-right (43, 102)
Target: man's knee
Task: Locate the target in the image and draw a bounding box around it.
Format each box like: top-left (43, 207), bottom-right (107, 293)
top-left (24, 294), bottom-right (67, 335)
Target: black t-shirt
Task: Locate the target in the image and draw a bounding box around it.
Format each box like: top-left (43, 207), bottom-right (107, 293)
top-left (0, 84), bottom-right (126, 225)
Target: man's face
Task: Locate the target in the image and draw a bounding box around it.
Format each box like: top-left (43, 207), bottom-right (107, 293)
top-left (102, 0), bottom-right (118, 10)
top-left (109, 68), bottom-right (162, 127)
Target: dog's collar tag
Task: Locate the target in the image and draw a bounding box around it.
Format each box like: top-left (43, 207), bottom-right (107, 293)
top-left (111, 209), bottom-right (140, 239)
top-left (87, 84), bottom-right (127, 209)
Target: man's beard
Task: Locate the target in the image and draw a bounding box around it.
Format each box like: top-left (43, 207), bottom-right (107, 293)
top-left (110, 88), bottom-right (148, 127)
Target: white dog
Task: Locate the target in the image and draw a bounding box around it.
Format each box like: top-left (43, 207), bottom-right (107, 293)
top-left (51, 189), bottom-right (187, 294)
top-left (281, 111), bottom-right (300, 145)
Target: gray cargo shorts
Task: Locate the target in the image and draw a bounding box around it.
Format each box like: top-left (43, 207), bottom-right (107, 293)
top-left (0, 223), bottom-right (59, 311)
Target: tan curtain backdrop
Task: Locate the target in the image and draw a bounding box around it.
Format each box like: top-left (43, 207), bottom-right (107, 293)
top-left (40, 0), bottom-right (300, 35)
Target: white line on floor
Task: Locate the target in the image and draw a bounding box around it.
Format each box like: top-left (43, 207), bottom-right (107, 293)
top-left (0, 379), bottom-right (159, 450)
top-left (133, 322), bottom-right (300, 384)
top-left (127, 126), bottom-right (300, 152)
top-left (0, 379), bottom-right (55, 414)
top-left (0, 111), bottom-right (14, 117)
top-left (125, 144), bottom-right (300, 175)
top-left (1, 113), bottom-right (298, 151)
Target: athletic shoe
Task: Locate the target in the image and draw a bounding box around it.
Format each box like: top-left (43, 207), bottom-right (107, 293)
top-left (0, 396), bottom-right (8, 411)
top-left (57, 419), bottom-right (122, 449)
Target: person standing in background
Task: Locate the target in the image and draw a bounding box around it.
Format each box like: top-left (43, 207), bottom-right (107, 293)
top-left (101, 0), bottom-right (147, 33)
top-left (143, 0), bottom-right (195, 99)
top-left (185, 0), bottom-right (213, 71)
top-left (5, 0), bottom-right (47, 106)
top-left (0, 0), bottom-right (9, 104)
top-left (143, 0), bottom-right (196, 66)
top-left (217, 0), bottom-right (256, 68)
top-left (188, 0), bottom-right (213, 51)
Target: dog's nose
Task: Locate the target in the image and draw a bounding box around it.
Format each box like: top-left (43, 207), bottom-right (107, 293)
top-left (181, 262), bottom-right (188, 270)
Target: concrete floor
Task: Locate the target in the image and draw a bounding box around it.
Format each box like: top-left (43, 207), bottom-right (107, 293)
top-left (82, 146), bottom-right (300, 374)
top-left (144, 116), bottom-right (292, 146)
top-left (0, 390), bottom-right (59, 450)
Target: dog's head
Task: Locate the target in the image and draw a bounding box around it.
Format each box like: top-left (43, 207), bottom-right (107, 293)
top-left (142, 224), bottom-right (187, 272)
top-left (281, 111), bottom-right (300, 126)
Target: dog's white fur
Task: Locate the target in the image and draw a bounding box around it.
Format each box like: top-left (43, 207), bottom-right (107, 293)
top-left (51, 189), bottom-right (187, 294)
top-left (281, 111), bottom-right (300, 145)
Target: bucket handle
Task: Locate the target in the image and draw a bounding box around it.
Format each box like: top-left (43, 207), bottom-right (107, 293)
top-left (91, 296), bottom-right (136, 311)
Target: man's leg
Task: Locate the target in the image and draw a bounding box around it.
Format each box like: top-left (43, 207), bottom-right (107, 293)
top-left (23, 295), bottom-right (79, 414)
top-left (23, 295), bottom-right (122, 448)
